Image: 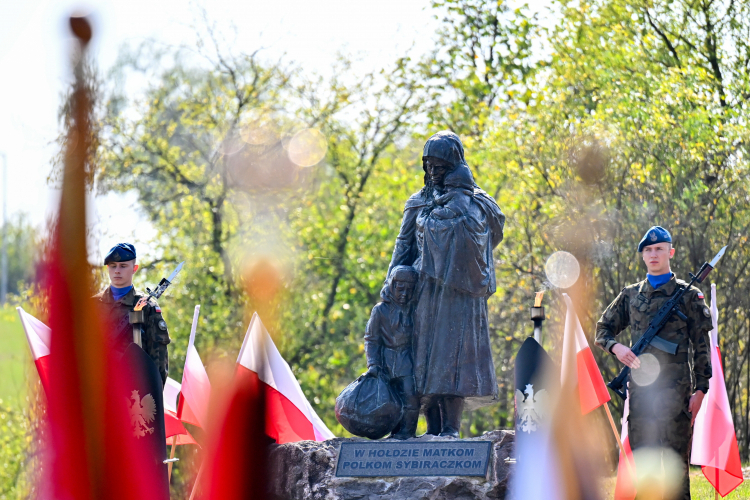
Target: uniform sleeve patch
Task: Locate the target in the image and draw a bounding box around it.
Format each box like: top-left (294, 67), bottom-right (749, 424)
top-left (697, 292), bottom-right (704, 299)
top-left (155, 306), bottom-right (162, 313)
top-left (703, 307), bottom-right (711, 318)
top-left (158, 320), bottom-right (167, 330)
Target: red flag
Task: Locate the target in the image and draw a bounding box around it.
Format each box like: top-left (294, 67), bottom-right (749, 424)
top-left (691, 284), bottom-right (744, 496)
top-left (614, 398), bottom-right (636, 500)
top-left (163, 377), bottom-right (197, 445)
top-left (561, 294), bottom-right (611, 414)
top-left (179, 305), bottom-right (211, 429)
top-left (17, 307), bottom-right (52, 393)
top-left (236, 313), bottom-right (334, 443)
top-left (43, 16), bottom-right (165, 499)
top-left (201, 363), bottom-right (268, 499)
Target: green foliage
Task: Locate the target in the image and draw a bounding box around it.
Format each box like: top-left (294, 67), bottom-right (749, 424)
top-left (448, 0), bottom-right (750, 450)
top-left (95, 32), bottom-right (427, 441)
top-left (424, 0), bottom-right (540, 137)
top-left (92, 0), bottom-right (750, 453)
top-left (0, 215), bottom-right (40, 297)
top-left (0, 399), bottom-right (44, 499)
top-left (19, 7), bottom-right (750, 497)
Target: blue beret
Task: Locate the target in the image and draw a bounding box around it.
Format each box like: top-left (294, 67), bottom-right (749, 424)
top-left (637, 226), bottom-right (672, 252)
top-left (104, 243), bottom-right (136, 264)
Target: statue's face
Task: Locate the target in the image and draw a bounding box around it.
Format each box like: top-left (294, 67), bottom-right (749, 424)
top-left (392, 279), bottom-right (416, 305)
top-left (424, 158), bottom-right (451, 187)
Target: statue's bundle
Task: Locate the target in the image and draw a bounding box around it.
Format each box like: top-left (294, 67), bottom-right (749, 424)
top-left (335, 374), bottom-right (402, 439)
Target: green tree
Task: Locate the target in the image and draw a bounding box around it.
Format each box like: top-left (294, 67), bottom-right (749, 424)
top-left (94, 29), bottom-right (428, 438)
top-left (1, 214), bottom-right (40, 298)
top-left (428, 0), bottom-right (750, 457)
top-left (424, 0), bottom-right (540, 139)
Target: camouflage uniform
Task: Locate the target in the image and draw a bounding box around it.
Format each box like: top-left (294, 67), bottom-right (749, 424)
top-left (596, 275), bottom-right (712, 500)
top-left (94, 287), bottom-right (171, 386)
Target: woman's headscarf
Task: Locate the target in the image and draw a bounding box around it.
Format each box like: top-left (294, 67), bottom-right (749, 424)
top-left (420, 130), bottom-right (506, 250)
top-left (422, 130), bottom-right (468, 171)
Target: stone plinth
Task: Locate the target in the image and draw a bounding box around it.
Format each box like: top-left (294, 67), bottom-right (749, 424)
top-left (267, 430), bottom-right (515, 500)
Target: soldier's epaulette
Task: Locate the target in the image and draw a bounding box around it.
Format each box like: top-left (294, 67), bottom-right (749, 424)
top-left (148, 297), bottom-right (162, 313)
top-left (679, 280), bottom-right (705, 298)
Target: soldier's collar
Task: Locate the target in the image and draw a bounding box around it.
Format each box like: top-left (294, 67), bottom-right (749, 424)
top-left (98, 287), bottom-right (115, 303)
top-left (117, 287), bottom-right (138, 306)
top-left (639, 274), bottom-right (678, 295)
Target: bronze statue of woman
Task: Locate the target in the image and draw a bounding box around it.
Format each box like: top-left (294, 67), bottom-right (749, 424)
top-left (388, 131), bottom-right (505, 437)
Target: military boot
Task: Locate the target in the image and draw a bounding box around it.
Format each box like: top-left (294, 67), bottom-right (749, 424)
top-left (439, 396), bottom-right (464, 438)
top-left (392, 408), bottom-right (419, 440)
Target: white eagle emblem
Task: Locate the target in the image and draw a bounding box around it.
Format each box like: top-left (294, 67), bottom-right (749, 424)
top-left (515, 384), bottom-right (549, 434)
top-left (126, 390), bottom-right (156, 438)
top-left (649, 231), bottom-right (657, 241)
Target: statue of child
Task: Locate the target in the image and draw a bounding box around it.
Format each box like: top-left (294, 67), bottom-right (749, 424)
top-left (429, 163), bottom-right (474, 220)
top-left (364, 265), bottom-right (420, 439)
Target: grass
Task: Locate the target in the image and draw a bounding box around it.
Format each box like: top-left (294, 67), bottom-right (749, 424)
top-left (686, 468), bottom-right (749, 499)
top-left (0, 304), bottom-right (31, 406)
top-left (600, 468), bottom-right (750, 499)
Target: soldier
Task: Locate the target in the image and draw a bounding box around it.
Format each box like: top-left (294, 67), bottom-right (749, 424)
top-left (94, 243), bottom-right (171, 386)
top-left (595, 226), bottom-right (712, 500)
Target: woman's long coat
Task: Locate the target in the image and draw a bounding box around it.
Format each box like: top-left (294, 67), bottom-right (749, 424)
top-left (389, 172), bottom-right (505, 410)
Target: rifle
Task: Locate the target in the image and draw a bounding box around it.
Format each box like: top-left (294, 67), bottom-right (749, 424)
top-left (145, 261), bottom-right (185, 300)
top-left (607, 246), bottom-right (726, 400)
top-left (129, 261), bottom-right (185, 346)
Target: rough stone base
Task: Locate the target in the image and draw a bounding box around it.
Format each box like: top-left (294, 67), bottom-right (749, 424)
top-left (268, 430), bottom-right (515, 500)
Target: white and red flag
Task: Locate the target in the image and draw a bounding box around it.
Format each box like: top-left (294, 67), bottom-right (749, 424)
top-left (236, 313), bottom-right (334, 443)
top-left (614, 398), bottom-right (636, 500)
top-left (561, 294), bottom-right (611, 414)
top-left (17, 307), bottom-right (52, 393)
top-left (691, 284), bottom-right (744, 496)
top-left (178, 305), bottom-right (211, 430)
top-left (20, 305), bottom-right (199, 447)
top-left (163, 377), bottom-right (197, 445)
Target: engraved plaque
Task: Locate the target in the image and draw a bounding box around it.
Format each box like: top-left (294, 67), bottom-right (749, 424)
top-left (335, 440), bottom-right (492, 478)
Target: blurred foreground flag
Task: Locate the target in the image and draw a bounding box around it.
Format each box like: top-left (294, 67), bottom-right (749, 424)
top-left (163, 377), bottom-right (197, 445)
top-left (614, 399), bottom-right (636, 500)
top-left (510, 337), bottom-right (562, 500)
top-left (237, 313), bottom-right (334, 443)
top-left (42, 16), bottom-right (168, 498)
top-left (178, 305), bottom-right (211, 430)
top-left (17, 307), bottom-right (51, 392)
top-left (561, 294), bottom-right (611, 414)
top-left (691, 284), bottom-right (743, 496)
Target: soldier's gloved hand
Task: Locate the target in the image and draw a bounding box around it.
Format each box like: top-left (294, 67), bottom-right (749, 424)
top-left (612, 343), bottom-right (641, 369)
top-left (365, 366), bottom-right (380, 378)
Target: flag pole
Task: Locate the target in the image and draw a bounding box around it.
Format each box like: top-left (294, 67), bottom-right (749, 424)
top-left (167, 435), bottom-right (178, 481)
top-left (603, 403), bottom-right (635, 482)
top-left (188, 462), bottom-right (205, 500)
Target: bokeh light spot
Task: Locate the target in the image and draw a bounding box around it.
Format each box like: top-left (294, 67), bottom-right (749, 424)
top-left (545, 251), bottom-right (580, 289)
top-left (631, 353), bottom-right (661, 386)
top-left (632, 447), bottom-right (683, 499)
top-left (287, 128), bottom-right (327, 167)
